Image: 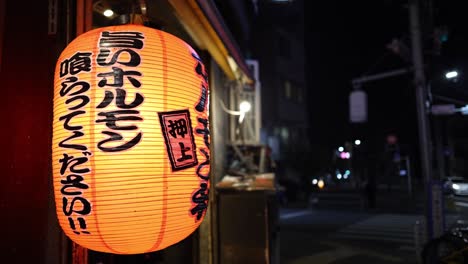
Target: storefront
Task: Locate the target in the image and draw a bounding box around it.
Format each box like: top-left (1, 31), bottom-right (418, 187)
top-left (0, 0), bottom-right (254, 263)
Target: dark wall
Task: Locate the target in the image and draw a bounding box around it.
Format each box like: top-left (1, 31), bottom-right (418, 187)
top-left (0, 0), bottom-right (57, 262)
top-left (253, 0), bottom-right (307, 129)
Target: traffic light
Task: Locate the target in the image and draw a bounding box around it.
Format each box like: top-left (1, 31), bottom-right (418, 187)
top-left (433, 26), bottom-right (449, 55)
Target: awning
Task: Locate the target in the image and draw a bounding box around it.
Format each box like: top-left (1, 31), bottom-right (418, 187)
top-left (168, 0), bottom-right (254, 84)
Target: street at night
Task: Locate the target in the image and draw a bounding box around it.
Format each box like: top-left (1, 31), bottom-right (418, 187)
top-left (281, 208), bottom-right (420, 263)
top-left (3, 0), bottom-right (468, 263)
top-left (280, 186), bottom-right (464, 264)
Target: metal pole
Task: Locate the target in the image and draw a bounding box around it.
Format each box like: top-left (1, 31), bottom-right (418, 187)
top-left (434, 117), bottom-right (446, 180)
top-left (406, 156), bottom-right (412, 197)
top-left (409, 0), bottom-right (434, 239)
top-left (352, 67), bottom-right (413, 88)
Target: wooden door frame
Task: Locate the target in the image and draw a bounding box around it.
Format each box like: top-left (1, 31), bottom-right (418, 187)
top-left (0, 0), bottom-right (5, 72)
top-left (76, 0), bottom-right (93, 35)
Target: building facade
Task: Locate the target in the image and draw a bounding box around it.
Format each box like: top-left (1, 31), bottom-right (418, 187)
top-left (0, 0), bottom-right (255, 263)
top-left (252, 0), bottom-right (310, 196)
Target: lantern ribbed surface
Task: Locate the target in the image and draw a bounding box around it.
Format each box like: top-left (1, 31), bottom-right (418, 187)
top-left (52, 25), bottom-right (210, 254)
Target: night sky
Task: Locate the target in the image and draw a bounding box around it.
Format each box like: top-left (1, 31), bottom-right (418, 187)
top-left (305, 0), bottom-right (468, 159)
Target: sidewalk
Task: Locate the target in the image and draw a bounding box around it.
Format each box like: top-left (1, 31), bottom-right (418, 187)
top-left (279, 209), bottom-right (420, 264)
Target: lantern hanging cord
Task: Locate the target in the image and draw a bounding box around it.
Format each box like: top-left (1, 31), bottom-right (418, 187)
top-left (219, 99), bottom-right (242, 116)
top-left (130, 0), bottom-right (136, 24)
top-left (129, 0), bottom-right (149, 25)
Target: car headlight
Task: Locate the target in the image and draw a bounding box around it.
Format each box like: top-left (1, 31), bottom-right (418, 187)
top-left (453, 183), bottom-right (461, 190)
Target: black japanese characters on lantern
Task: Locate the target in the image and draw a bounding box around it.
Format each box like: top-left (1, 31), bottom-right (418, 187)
top-left (96, 31), bottom-right (145, 152)
top-left (158, 109), bottom-right (198, 171)
top-left (57, 52), bottom-right (93, 235)
top-left (190, 52), bottom-right (210, 221)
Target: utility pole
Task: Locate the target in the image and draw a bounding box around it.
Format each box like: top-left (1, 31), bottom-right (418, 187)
top-left (409, 0), bottom-right (443, 240)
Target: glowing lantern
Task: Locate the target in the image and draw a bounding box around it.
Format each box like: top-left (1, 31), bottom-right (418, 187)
top-left (52, 25), bottom-right (210, 254)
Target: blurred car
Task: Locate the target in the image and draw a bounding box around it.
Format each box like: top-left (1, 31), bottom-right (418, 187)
top-left (443, 177), bottom-right (468, 196)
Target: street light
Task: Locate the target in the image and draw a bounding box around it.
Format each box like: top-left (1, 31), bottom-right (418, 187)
top-left (103, 9), bottom-right (114, 17)
top-left (445, 71), bottom-right (458, 79)
top-left (239, 101), bottom-right (251, 113)
top-left (338, 146), bottom-right (344, 152)
top-left (317, 179), bottom-right (325, 189)
top-left (460, 105), bottom-right (468, 115)
top-left (354, 139), bottom-right (361, 146)
top-left (238, 100), bottom-right (251, 123)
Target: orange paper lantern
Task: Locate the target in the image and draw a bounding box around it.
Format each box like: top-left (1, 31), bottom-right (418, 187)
top-left (52, 25), bottom-right (210, 254)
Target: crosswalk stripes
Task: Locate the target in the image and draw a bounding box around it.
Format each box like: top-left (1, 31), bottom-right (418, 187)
top-left (330, 214), bottom-right (460, 252)
top-left (280, 210), bottom-right (313, 220)
top-left (330, 214), bottom-right (420, 251)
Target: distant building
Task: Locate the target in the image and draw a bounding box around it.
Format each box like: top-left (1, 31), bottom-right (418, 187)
top-left (252, 0), bottom-right (310, 184)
